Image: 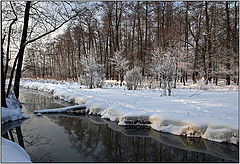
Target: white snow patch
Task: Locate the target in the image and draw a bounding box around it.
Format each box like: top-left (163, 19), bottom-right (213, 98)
top-left (1, 107), bottom-right (28, 124)
top-left (1, 137), bottom-right (31, 163)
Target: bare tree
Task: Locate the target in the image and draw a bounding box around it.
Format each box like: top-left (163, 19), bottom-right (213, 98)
top-left (2, 1), bottom-right (87, 100)
top-left (6, 1), bottom-right (238, 94)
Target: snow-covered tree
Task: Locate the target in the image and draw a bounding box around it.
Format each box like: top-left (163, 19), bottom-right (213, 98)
top-left (151, 49), bottom-right (176, 96)
top-left (172, 46), bottom-right (193, 86)
top-left (110, 50), bottom-right (129, 86)
top-left (80, 50), bottom-right (105, 89)
top-left (124, 67), bottom-right (143, 90)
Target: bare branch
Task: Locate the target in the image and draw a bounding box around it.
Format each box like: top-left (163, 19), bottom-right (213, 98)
top-left (21, 7), bottom-right (86, 48)
top-left (4, 2), bottom-right (18, 78)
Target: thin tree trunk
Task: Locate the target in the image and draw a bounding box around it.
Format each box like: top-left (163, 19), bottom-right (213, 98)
top-left (1, 36), bottom-right (7, 107)
top-left (184, 2), bottom-right (189, 83)
top-left (7, 55), bottom-right (18, 96)
top-left (4, 18), bottom-right (17, 80)
top-left (225, 2), bottom-right (231, 85)
top-left (205, 2), bottom-right (212, 84)
top-left (143, 1), bottom-right (148, 77)
top-left (234, 2), bottom-right (239, 85)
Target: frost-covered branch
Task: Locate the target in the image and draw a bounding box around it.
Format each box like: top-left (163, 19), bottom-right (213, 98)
top-left (110, 50), bottom-right (129, 86)
top-left (124, 67), bottom-right (143, 90)
top-left (151, 49), bottom-right (176, 96)
top-left (79, 49), bottom-right (105, 89)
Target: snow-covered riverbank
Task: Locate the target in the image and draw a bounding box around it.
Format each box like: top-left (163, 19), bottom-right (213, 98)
top-left (20, 79), bottom-right (238, 144)
top-left (1, 94), bottom-right (31, 163)
top-left (2, 94), bottom-right (28, 124)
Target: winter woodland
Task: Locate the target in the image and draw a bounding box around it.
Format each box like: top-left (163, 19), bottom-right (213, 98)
top-left (1, 1), bottom-right (239, 162)
top-left (2, 2), bottom-right (239, 98)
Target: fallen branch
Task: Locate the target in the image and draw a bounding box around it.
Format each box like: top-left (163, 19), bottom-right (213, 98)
top-left (34, 104), bottom-right (86, 114)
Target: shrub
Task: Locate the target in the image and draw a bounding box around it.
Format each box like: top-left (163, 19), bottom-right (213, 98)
top-left (80, 50), bottom-right (105, 89)
top-left (124, 67), bottom-right (143, 90)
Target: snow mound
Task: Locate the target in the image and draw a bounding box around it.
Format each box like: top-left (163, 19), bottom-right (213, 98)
top-left (2, 93), bottom-right (28, 124)
top-left (1, 137), bottom-right (31, 163)
top-left (101, 105), bottom-right (128, 122)
top-left (1, 107), bottom-right (28, 124)
top-left (86, 99), bottom-right (108, 115)
top-left (202, 126), bottom-right (238, 144)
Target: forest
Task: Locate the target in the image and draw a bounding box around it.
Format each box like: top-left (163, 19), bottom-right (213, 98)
top-left (1, 2), bottom-right (239, 162)
top-left (1, 1), bottom-right (239, 100)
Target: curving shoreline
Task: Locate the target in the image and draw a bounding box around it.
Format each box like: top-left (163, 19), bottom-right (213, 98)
top-left (19, 78), bottom-right (239, 145)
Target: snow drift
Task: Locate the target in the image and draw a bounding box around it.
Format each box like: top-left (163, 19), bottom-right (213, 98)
top-left (1, 93), bottom-right (28, 124)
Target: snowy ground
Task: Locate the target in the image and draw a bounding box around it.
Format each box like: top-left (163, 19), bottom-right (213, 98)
top-left (20, 78), bottom-right (239, 144)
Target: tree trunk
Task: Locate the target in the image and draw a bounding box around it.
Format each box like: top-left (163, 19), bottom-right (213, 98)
top-left (4, 17), bottom-right (17, 80)
top-left (205, 2), bottom-right (212, 83)
top-left (168, 82), bottom-right (171, 96)
top-left (1, 37), bottom-right (7, 107)
top-left (184, 2), bottom-right (189, 84)
top-left (233, 2), bottom-right (239, 85)
top-left (131, 6), bottom-right (136, 69)
top-left (143, 1), bottom-right (148, 77)
top-left (13, 1), bottom-right (31, 99)
top-left (193, 3), bottom-right (203, 84)
top-left (7, 55), bottom-right (18, 96)
top-left (225, 2), bottom-right (231, 85)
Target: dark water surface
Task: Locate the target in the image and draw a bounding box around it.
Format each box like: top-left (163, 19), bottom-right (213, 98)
top-left (5, 88), bottom-right (239, 162)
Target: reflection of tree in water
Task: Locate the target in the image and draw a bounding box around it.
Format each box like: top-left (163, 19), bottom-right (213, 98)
top-left (50, 116), bottom-right (101, 157)
top-left (3, 124), bottom-right (56, 162)
top-left (18, 90), bottom-right (62, 162)
top-left (20, 90), bottom-right (66, 113)
top-left (22, 126), bottom-right (56, 162)
top-left (48, 115), bottom-right (234, 162)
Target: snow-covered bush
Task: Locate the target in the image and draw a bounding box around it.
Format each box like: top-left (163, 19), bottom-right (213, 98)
top-left (151, 49), bottom-right (176, 96)
top-left (141, 77), bottom-right (156, 89)
top-left (197, 77), bottom-right (210, 91)
top-left (110, 50), bottom-right (129, 86)
top-left (80, 50), bottom-right (105, 89)
top-left (124, 67), bottom-right (143, 90)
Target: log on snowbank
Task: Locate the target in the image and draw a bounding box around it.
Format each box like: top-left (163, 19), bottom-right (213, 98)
top-left (34, 105), bottom-right (86, 114)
